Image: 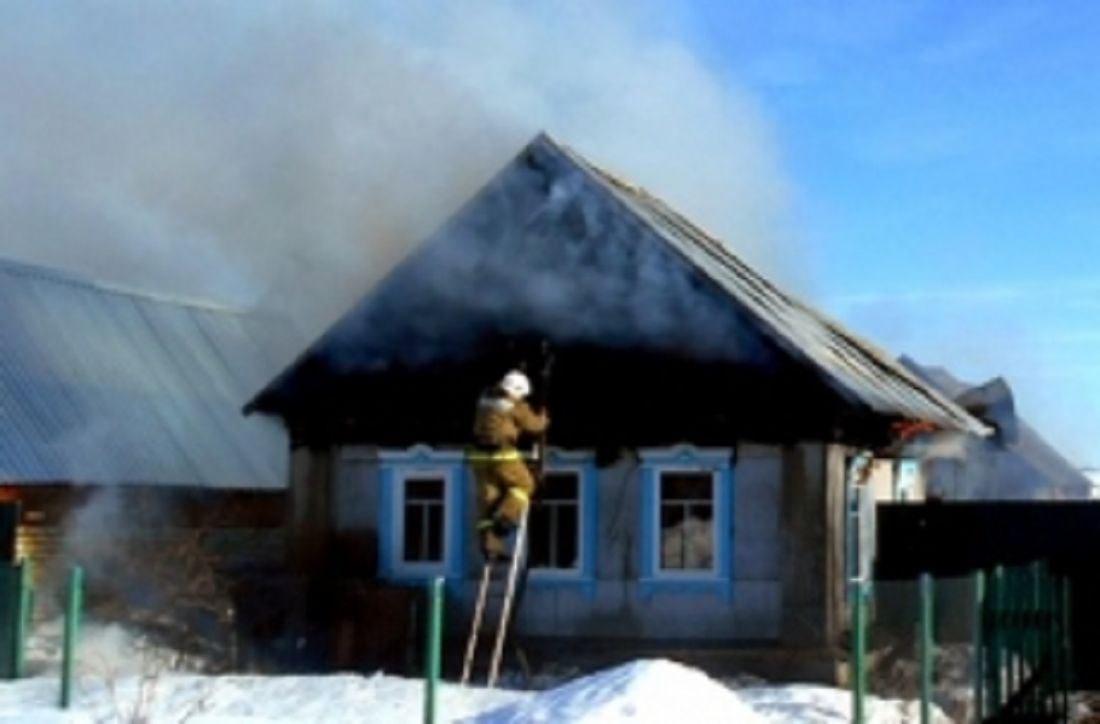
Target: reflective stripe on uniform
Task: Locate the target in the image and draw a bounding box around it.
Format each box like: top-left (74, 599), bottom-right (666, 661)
top-left (465, 447), bottom-right (523, 462)
top-left (507, 487), bottom-right (530, 505)
top-left (476, 519), bottom-right (496, 530)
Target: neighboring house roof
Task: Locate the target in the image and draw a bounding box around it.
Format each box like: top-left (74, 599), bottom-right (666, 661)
top-left (0, 257), bottom-right (291, 488)
top-left (248, 133), bottom-right (987, 438)
top-left (1086, 470), bottom-right (1100, 495)
top-left (901, 356), bottom-right (1091, 499)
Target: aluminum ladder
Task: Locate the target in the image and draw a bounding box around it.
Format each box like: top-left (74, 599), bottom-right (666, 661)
top-left (459, 509), bottom-right (530, 688)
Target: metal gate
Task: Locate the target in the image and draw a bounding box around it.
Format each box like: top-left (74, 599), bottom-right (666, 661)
top-left (978, 563), bottom-right (1072, 723)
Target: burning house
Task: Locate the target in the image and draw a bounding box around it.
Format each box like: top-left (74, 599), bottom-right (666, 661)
top-left (246, 134), bottom-right (989, 679)
top-left (0, 257), bottom-right (295, 665)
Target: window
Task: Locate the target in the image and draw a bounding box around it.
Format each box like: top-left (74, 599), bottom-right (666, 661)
top-left (371, 446), bottom-right (467, 582)
top-left (658, 471), bottom-right (715, 572)
top-left (528, 471), bottom-right (581, 571)
top-left (402, 477), bottom-right (445, 564)
top-left (640, 446), bottom-right (734, 598)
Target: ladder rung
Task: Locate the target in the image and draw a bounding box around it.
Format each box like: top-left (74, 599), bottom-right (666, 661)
top-left (461, 509), bottom-right (531, 688)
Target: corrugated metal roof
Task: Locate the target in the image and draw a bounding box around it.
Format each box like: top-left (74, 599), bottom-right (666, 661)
top-left (551, 136), bottom-right (989, 436)
top-left (0, 257), bottom-right (289, 488)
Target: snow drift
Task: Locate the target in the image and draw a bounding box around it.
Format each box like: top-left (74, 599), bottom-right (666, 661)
top-left (0, 656), bottom-right (945, 723)
top-left (468, 659), bottom-right (764, 723)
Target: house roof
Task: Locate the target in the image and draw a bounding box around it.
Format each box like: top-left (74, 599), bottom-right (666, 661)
top-left (553, 141), bottom-right (987, 436)
top-left (248, 133), bottom-right (988, 438)
top-left (0, 257), bottom-right (290, 488)
top-left (902, 357), bottom-right (1090, 499)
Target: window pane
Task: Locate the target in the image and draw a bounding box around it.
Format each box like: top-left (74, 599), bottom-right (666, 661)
top-left (403, 504), bottom-right (421, 561)
top-left (406, 478), bottom-right (444, 500)
top-left (541, 473), bottom-right (578, 501)
top-left (661, 472), bottom-right (712, 501)
top-left (660, 503), bottom-right (686, 530)
top-left (557, 505), bottom-right (579, 568)
top-left (402, 474), bottom-right (445, 564)
top-left (528, 504), bottom-right (552, 568)
top-left (689, 503), bottom-right (713, 522)
top-left (426, 504), bottom-right (443, 562)
top-left (659, 472), bottom-right (715, 571)
top-left (529, 472), bottom-right (581, 570)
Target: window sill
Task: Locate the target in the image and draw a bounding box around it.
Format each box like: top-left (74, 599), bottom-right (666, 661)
top-left (638, 576), bottom-right (733, 601)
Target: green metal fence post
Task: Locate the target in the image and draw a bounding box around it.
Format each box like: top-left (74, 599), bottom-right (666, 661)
top-left (1042, 565), bottom-right (1055, 718)
top-left (1012, 567), bottom-right (1020, 704)
top-left (989, 566), bottom-right (1004, 714)
top-left (1016, 567), bottom-right (1027, 705)
top-left (972, 570), bottom-right (985, 723)
top-left (423, 576), bottom-right (444, 724)
top-left (851, 579), bottom-right (867, 724)
top-left (14, 559), bottom-right (31, 678)
top-left (919, 573), bottom-right (934, 724)
top-left (59, 565), bottom-right (83, 709)
top-left (1061, 576), bottom-right (1072, 719)
top-left (1025, 561), bottom-right (1042, 712)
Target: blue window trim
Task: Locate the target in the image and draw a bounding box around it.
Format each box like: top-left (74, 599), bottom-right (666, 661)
top-left (639, 445), bottom-right (734, 600)
top-left (376, 445), bottom-right (466, 592)
top-left (527, 449), bottom-right (599, 599)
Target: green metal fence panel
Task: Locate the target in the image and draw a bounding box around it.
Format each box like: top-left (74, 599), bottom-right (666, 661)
top-left (978, 562), bottom-right (1071, 723)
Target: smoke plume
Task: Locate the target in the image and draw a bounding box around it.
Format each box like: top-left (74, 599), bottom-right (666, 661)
top-left (0, 1), bottom-right (790, 336)
top-left (324, 136), bottom-right (779, 371)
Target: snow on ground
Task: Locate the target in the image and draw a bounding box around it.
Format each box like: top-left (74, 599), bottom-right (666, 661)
top-left (465, 659), bottom-right (765, 723)
top-left (0, 673), bottom-right (525, 723)
top-left (737, 684), bottom-right (946, 724)
top-left (0, 654), bottom-right (945, 723)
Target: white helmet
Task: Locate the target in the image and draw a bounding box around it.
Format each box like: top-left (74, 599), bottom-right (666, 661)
top-left (500, 370), bottom-right (531, 399)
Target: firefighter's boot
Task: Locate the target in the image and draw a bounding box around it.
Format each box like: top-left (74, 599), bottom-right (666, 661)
top-left (478, 519), bottom-right (510, 563)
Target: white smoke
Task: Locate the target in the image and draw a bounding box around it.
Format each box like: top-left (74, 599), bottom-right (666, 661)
top-left (323, 137), bottom-right (778, 371)
top-left (0, 1), bottom-right (791, 335)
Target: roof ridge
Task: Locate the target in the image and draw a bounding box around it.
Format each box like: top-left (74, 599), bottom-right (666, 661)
top-left (0, 255), bottom-right (249, 315)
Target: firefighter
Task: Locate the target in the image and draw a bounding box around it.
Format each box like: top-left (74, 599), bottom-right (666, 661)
top-left (468, 370), bottom-right (549, 561)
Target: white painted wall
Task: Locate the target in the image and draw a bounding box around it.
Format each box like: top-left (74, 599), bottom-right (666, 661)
top-left (331, 442), bottom-right (803, 643)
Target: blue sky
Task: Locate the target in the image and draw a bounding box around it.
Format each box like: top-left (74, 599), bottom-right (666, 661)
top-left (1, 1), bottom-right (1094, 467)
top-left (671, 1), bottom-right (1100, 467)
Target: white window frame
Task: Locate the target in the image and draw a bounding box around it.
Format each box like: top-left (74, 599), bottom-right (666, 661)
top-left (528, 464), bottom-right (585, 578)
top-left (651, 463), bottom-right (720, 578)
